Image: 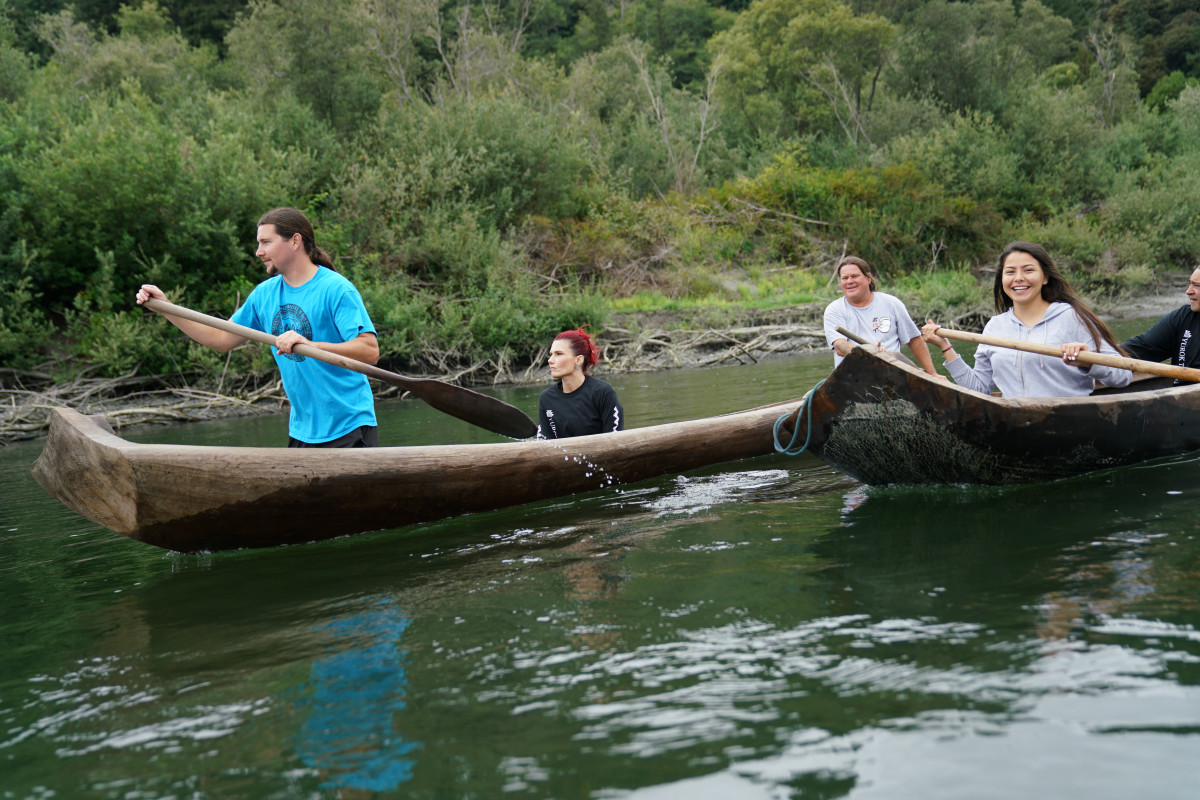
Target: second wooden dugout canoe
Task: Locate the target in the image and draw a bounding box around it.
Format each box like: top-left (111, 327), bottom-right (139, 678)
top-left (782, 344), bottom-right (1200, 485)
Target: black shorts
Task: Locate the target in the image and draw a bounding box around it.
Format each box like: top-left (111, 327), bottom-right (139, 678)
top-left (288, 425), bottom-right (379, 448)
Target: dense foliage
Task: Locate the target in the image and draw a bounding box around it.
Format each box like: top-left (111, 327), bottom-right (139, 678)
top-left (1, 0), bottom-right (1198, 381)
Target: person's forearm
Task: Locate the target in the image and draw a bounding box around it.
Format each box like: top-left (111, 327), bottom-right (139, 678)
top-left (161, 313), bottom-right (246, 352)
top-left (908, 336), bottom-right (937, 375)
top-left (832, 338), bottom-right (854, 357)
top-left (312, 333), bottom-right (379, 364)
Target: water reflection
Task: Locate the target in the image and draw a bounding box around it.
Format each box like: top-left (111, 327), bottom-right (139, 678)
top-left (784, 458), bottom-right (1200, 792)
top-left (292, 598), bottom-right (419, 794)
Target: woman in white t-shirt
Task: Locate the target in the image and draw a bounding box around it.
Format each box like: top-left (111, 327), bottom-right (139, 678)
top-left (822, 256), bottom-right (937, 375)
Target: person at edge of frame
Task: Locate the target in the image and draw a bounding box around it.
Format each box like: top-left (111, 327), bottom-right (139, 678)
top-left (1121, 264), bottom-right (1200, 386)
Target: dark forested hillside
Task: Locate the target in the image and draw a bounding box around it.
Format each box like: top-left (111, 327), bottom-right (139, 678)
top-left (1, 0), bottom-right (1198, 382)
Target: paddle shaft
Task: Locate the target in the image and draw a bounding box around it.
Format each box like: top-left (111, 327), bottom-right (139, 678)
top-left (835, 326), bottom-right (871, 346)
top-left (936, 327), bottom-right (1200, 384)
top-left (143, 298), bottom-right (538, 438)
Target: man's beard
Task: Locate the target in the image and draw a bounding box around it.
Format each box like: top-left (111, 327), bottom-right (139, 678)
top-left (265, 263), bottom-right (277, 276)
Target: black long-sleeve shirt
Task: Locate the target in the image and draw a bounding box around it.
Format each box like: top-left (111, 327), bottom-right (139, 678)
top-left (1122, 304), bottom-right (1200, 384)
top-left (536, 377), bottom-right (624, 439)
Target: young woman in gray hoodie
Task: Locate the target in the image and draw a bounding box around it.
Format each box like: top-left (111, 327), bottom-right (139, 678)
top-left (922, 242), bottom-right (1132, 398)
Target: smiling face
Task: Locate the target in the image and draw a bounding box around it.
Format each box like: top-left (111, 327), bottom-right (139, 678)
top-left (1000, 250), bottom-right (1050, 308)
top-left (1187, 268), bottom-right (1200, 312)
top-left (255, 224), bottom-right (299, 276)
top-left (838, 264), bottom-right (874, 307)
top-left (548, 338), bottom-right (583, 380)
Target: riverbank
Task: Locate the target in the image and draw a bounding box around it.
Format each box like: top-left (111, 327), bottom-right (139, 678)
top-left (1, 287), bottom-right (1189, 445)
top-left (0, 301), bottom-right (830, 444)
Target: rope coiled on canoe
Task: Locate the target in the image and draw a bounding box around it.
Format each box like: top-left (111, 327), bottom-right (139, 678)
top-left (773, 379), bottom-right (824, 456)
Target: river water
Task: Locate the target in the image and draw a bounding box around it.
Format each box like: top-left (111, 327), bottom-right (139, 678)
top-left (2, 329), bottom-right (1198, 799)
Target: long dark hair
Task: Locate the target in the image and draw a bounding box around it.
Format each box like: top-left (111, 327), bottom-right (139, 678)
top-left (258, 207), bottom-right (336, 270)
top-left (553, 326), bottom-right (602, 375)
top-left (994, 241), bottom-right (1124, 354)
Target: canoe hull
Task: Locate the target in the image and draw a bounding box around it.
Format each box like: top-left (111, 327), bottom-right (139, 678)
top-left (799, 347), bottom-right (1200, 485)
top-left (31, 402), bottom-right (801, 552)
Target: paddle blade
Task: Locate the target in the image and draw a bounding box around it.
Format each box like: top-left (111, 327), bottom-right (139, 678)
top-left (402, 380), bottom-right (538, 439)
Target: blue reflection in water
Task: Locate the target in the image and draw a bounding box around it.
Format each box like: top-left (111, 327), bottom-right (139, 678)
top-left (293, 598), bottom-right (420, 791)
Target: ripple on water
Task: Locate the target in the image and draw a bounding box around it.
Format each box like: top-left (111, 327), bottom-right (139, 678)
top-left (1, 659), bottom-right (266, 757)
top-left (645, 469), bottom-right (793, 517)
top-left (558, 610), bottom-right (1199, 769)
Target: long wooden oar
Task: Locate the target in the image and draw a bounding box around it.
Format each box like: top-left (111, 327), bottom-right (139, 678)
top-left (144, 298), bottom-right (538, 438)
top-left (934, 326), bottom-right (1200, 384)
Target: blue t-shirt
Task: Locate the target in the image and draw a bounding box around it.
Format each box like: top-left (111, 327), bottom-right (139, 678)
top-left (231, 267), bottom-right (377, 443)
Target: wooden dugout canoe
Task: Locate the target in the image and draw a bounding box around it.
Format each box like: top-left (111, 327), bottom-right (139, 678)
top-left (785, 344), bottom-right (1200, 485)
top-left (31, 400), bottom-right (804, 553)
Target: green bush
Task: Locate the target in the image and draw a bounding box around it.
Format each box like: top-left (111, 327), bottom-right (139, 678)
top-left (1004, 83), bottom-right (1116, 213)
top-left (890, 265), bottom-right (989, 320)
top-left (885, 110), bottom-right (1024, 216)
top-left (1102, 155), bottom-right (1200, 269)
top-left (0, 244), bottom-right (55, 369)
top-left (1146, 71), bottom-right (1198, 113)
top-left (6, 82), bottom-right (304, 310)
top-left (462, 290), bottom-right (610, 360)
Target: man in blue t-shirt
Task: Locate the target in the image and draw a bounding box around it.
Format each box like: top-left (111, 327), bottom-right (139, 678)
top-left (136, 208), bottom-right (380, 447)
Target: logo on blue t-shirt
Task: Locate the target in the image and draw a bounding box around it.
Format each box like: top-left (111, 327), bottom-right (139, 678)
top-left (272, 303), bottom-right (313, 362)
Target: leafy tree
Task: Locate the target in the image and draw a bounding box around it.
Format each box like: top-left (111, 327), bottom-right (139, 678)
top-left (551, 0), bottom-right (614, 63)
top-left (622, 0), bottom-right (735, 88)
top-left (1109, 0), bottom-right (1200, 94)
top-left (358, 0), bottom-right (442, 104)
top-left (885, 110), bottom-right (1024, 216)
top-left (1146, 69), bottom-right (1199, 110)
top-left (2, 4), bottom-right (307, 311)
top-left (1036, 0), bottom-right (1098, 32)
top-left (334, 93), bottom-right (594, 290)
top-left (1019, 0), bottom-right (1077, 72)
top-left (1161, 10), bottom-right (1200, 74)
top-left (224, 0), bottom-right (383, 134)
top-left (34, 1), bottom-right (218, 114)
top-left (0, 0), bottom-right (31, 100)
top-left (11, 86), bottom-right (298, 306)
top-left (560, 37), bottom-right (724, 196)
top-left (71, 0), bottom-right (124, 33)
top-left (1083, 20), bottom-right (1142, 125)
top-left (709, 0), bottom-right (895, 145)
top-left (3, 0), bottom-right (66, 56)
top-left (159, 0), bottom-right (250, 48)
top-left (889, 0), bottom-right (1078, 120)
top-left (890, 0), bottom-right (1015, 117)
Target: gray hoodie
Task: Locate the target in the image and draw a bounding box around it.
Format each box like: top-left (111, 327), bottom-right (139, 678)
top-left (946, 302), bottom-right (1132, 397)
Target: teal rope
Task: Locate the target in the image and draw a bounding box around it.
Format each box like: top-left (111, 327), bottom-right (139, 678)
top-left (773, 379), bottom-right (825, 456)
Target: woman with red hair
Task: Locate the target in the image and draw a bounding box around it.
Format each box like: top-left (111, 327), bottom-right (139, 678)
top-left (536, 327), bottom-right (624, 439)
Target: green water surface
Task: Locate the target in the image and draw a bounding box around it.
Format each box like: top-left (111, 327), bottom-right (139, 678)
top-left (2, 339), bottom-right (1197, 799)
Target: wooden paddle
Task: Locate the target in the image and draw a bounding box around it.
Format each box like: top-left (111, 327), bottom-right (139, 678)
top-left (933, 326), bottom-right (1200, 384)
top-left (833, 326), bottom-right (920, 368)
top-left (143, 298), bottom-right (539, 438)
